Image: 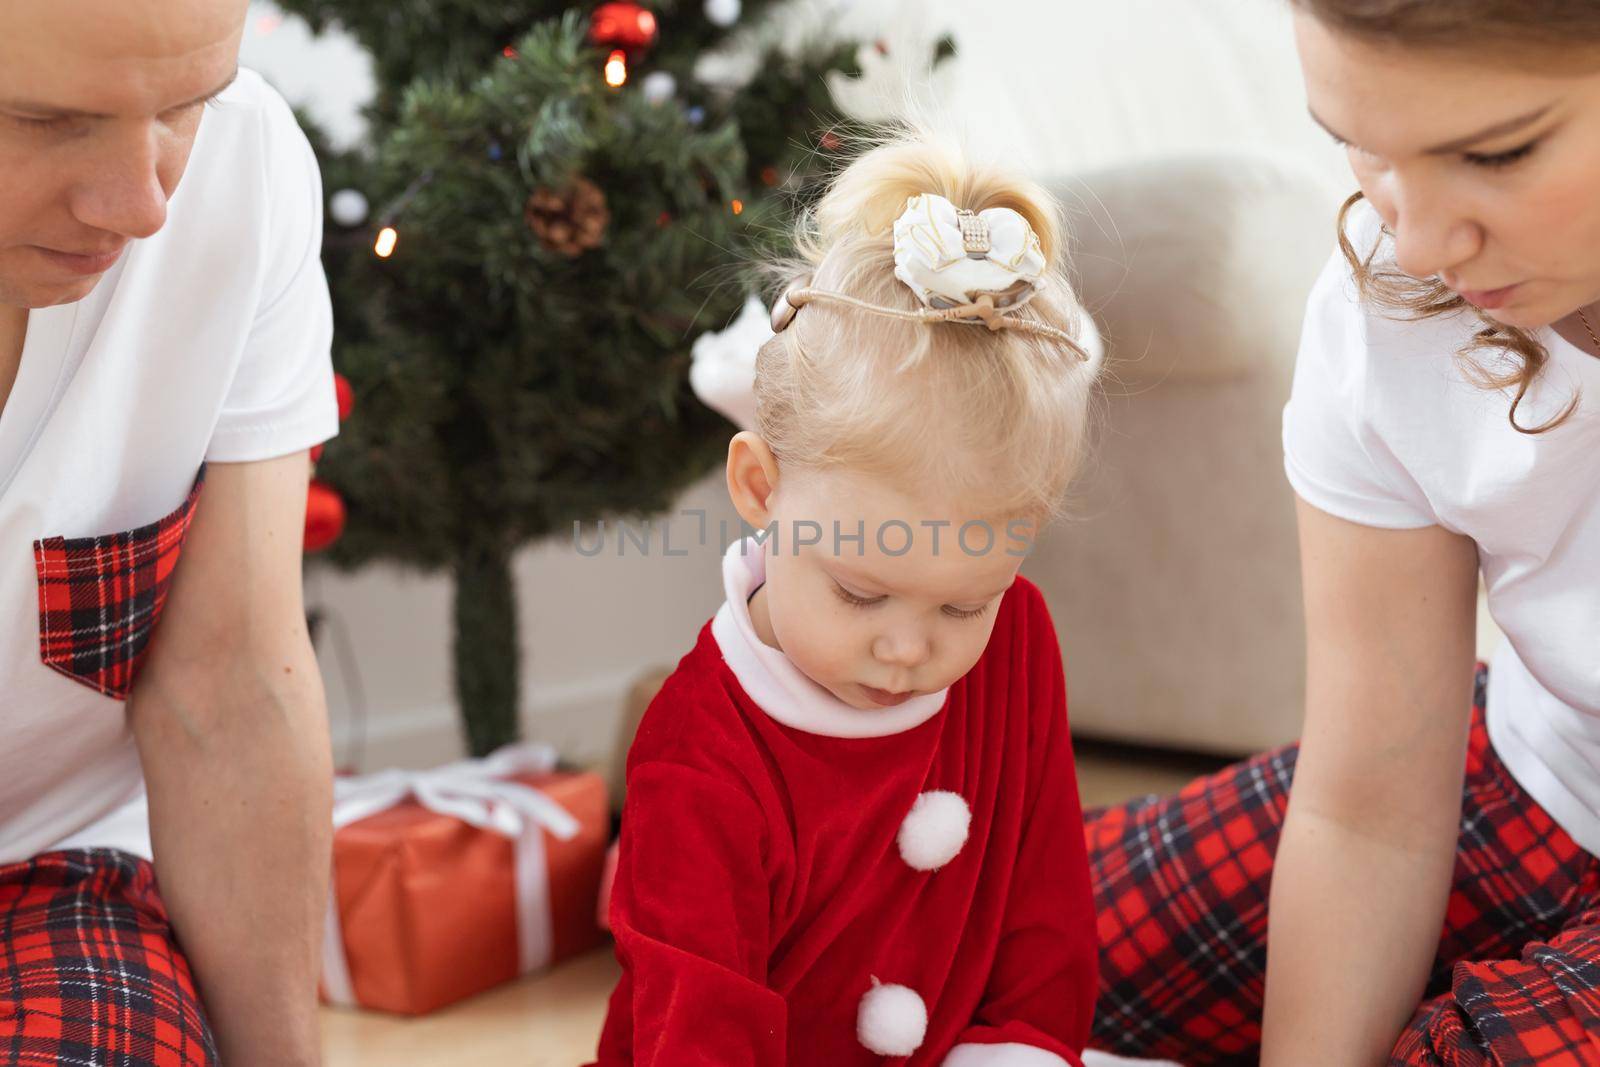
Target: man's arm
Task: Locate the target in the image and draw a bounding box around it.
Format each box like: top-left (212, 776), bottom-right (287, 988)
top-left (128, 452), bottom-right (332, 1066)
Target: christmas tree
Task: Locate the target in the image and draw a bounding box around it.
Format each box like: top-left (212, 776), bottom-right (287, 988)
top-left (276, 0), bottom-right (874, 756)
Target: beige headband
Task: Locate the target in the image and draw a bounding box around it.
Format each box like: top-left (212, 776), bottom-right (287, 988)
top-left (768, 279), bottom-right (1092, 363)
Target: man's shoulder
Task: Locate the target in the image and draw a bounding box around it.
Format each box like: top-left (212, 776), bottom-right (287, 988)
top-left (152, 67), bottom-right (324, 295)
top-left (174, 68), bottom-right (317, 210)
top-left (212, 67), bottom-right (305, 140)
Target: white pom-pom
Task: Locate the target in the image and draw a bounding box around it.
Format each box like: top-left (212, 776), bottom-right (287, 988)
top-left (328, 188), bottom-right (369, 228)
top-left (640, 71), bottom-right (677, 105)
top-left (704, 0), bottom-right (741, 27)
top-left (857, 978), bottom-right (927, 1056)
top-left (896, 790), bottom-right (971, 871)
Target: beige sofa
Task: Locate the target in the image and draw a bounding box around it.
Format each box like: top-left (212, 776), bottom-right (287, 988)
top-left (1021, 153), bottom-right (1345, 756)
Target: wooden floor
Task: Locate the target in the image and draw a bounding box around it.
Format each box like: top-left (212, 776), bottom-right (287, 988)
top-left (320, 744), bottom-right (1224, 1066)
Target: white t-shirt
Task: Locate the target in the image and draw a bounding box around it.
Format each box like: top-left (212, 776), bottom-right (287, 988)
top-left (1283, 201), bottom-right (1600, 855)
top-left (0, 68), bottom-right (339, 865)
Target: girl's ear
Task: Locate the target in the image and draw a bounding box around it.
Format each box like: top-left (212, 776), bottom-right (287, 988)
top-left (726, 431), bottom-right (781, 529)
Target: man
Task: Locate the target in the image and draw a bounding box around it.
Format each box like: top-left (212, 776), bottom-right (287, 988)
top-left (0, 1), bottom-right (337, 1062)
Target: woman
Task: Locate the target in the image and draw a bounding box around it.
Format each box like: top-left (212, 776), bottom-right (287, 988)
top-left (1088, 3), bottom-right (1600, 1065)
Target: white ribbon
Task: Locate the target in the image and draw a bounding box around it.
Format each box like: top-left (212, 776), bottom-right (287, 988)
top-left (319, 742), bottom-right (581, 1007)
top-left (892, 193), bottom-right (1047, 310)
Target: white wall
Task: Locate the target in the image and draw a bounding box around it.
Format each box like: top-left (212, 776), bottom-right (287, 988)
top-left (244, 0), bottom-right (1355, 774)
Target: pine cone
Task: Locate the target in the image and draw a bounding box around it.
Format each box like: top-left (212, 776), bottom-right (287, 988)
top-left (524, 178), bottom-right (610, 257)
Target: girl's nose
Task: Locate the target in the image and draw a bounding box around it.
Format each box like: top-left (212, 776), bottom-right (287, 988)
top-left (873, 629), bottom-right (931, 670)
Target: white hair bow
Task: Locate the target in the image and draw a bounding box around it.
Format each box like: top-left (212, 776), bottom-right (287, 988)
top-left (892, 193), bottom-right (1047, 310)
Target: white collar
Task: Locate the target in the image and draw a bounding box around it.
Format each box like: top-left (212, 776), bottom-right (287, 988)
top-left (710, 535), bottom-right (951, 738)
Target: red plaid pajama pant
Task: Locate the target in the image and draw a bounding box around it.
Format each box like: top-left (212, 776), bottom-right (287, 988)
top-left (1086, 666), bottom-right (1600, 1066)
top-left (0, 849), bottom-right (217, 1066)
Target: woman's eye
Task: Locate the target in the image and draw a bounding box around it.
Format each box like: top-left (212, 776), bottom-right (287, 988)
top-left (1464, 141), bottom-right (1538, 169)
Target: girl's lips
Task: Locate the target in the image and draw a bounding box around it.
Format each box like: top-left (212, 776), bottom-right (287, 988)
top-left (1456, 283), bottom-right (1520, 310)
top-left (861, 684), bottom-right (913, 707)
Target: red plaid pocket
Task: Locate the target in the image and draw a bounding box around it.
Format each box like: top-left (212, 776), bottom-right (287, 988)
top-left (32, 467), bottom-right (206, 700)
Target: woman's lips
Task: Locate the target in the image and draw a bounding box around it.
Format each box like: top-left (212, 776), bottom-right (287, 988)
top-left (36, 245), bottom-right (125, 277)
top-left (1456, 282), bottom-right (1521, 310)
top-left (861, 684), bottom-right (913, 707)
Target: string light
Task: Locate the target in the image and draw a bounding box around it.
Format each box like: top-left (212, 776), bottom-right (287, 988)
top-left (731, 199), bottom-right (744, 215)
top-left (604, 49), bottom-right (628, 88)
top-left (368, 170), bottom-right (436, 259)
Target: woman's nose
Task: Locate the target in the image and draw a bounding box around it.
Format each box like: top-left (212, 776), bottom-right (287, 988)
top-left (1370, 173), bottom-right (1482, 281)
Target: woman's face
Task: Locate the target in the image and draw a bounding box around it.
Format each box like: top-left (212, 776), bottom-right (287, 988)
top-left (1295, 14), bottom-right (1600, 331)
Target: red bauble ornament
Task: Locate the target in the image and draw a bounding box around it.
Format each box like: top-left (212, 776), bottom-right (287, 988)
top-left (590, 3), bottom-right (658, 50)
top-left (304, 479), bottom-right (347, 553)
top-left (334, 372), bottom-right (355, 421)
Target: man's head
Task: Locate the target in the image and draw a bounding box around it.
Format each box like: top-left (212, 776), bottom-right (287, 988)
top-left (0, 0), bottom-right (247, 309)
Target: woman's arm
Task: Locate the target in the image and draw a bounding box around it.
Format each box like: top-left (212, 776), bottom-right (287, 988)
top-left (1260, 496), bottom-right (1479, 1066)
top-left (128, 453), bottom-right (333, 1066)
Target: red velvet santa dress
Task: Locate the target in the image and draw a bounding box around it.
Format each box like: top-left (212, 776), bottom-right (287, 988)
top-left (590, 534), bottom-right (1098, 1066)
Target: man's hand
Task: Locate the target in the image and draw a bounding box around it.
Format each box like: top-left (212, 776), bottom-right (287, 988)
top-left (128, 452), bottom-right (332, 1066)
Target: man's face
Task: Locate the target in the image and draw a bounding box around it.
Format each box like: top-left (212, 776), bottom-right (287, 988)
top-left (0, 0), bottom-right (247, 309)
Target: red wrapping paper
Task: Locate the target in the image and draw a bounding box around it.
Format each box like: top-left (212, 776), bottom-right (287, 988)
top-left (325, 769), bottom-right (609, 1015)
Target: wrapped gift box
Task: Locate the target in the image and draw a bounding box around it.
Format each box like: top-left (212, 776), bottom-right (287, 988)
top-left (321, 745), bottom-right (610, 1015)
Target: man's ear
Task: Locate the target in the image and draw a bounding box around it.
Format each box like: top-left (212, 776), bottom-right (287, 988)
top-left (726, 431), bottom-right (780, 530)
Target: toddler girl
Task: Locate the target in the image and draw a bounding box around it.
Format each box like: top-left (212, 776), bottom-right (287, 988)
top-left (591, 130), bottom-right (1104, 1066)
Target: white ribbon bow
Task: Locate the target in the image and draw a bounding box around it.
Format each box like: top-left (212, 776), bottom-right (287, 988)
top-left (320, 742), bottom-right (581, 1007)
top-left (892, 193), bottom-right (1047, 310)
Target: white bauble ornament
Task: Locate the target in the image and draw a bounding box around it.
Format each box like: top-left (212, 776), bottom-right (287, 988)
top-left (641, 71), bottom-right (678, 105)
top-left (896, 790), bottom-right (971, 871)
top-left (857, 979), bottom-right (927, 1056)
top-left (329, 188), bottom-right (370, 228)
top-left (704, 0), bottom-right (741, 27)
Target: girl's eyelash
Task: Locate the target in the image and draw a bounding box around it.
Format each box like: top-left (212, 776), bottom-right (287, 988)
top-left (831, 583), bottom-right (990, 619)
